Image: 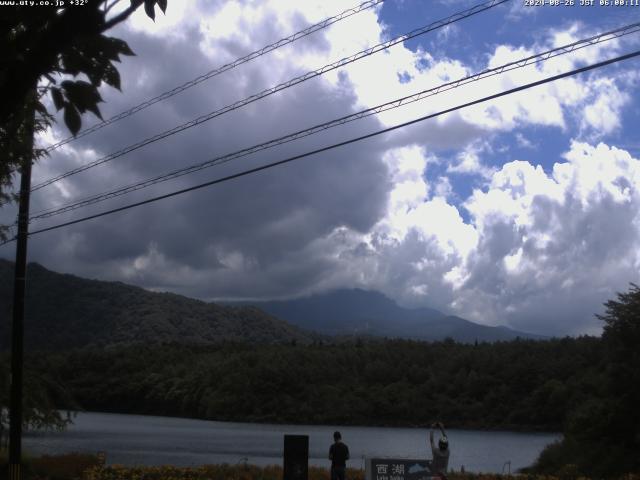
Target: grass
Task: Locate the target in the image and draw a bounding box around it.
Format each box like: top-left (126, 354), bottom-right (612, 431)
top-left (2, 453), bottom-right (640, 480)
top-left (84, 464), bottom-right (362, 480)
top-left (0, 451), bottom-right (103, 479)
top-left (81, 465), bottom-right (640, 480)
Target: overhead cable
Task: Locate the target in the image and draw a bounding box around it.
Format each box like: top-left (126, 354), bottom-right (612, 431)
top-left (44, 0), bottom-right (386, 152)
top-left (29, 21), bottom-right (640, 221)
top-left (31, 0), bottom-right (511, 191)
top-left (20, 49), bottom-right (640, 239)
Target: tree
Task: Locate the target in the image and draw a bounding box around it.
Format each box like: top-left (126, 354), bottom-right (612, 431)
top-left (531, 284), bottom-right (640, 477)
top-left (0, 0), bottom-right (169, 436)
top-left (0, 356), bottom-right (76, 446)
top-left (0, 0), bottom-right (168, 240)
top-left (596, 283), bottom-right (640, 470)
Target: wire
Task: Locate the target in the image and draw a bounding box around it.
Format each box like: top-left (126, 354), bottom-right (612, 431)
top-left (29, 21), bottom-right (640, 221)
top-left (44, 0), bottom-right (386, 153)
top-left (31, 0), bottom-right (511, 191)
top-left (23, 49), bottom-right (640, 238)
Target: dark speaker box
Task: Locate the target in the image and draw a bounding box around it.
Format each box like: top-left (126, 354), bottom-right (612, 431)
top-left (283, 434), bottom-right (309, 480)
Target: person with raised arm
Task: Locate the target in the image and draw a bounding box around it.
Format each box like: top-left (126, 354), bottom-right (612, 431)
top-left (427, 422), bottom-right (450, 477)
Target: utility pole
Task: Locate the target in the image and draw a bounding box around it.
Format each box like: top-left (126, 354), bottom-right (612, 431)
top-left (9, 93), bottom-right (35, 480)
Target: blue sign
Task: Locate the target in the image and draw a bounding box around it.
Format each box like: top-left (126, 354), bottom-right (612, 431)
top-left (366, 458), bottom-right (443, 480)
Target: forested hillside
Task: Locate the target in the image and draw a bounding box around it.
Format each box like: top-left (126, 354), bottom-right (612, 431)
top-left (1, 260), bottom-right (541, 346)
top-left (0, 260), bottom-right (317, 349)
top-left (1, 258), bottom-right (637, 476)
top-left (13, 337), bottom-right (601, 431)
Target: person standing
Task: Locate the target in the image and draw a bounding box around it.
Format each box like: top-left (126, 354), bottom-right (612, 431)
top-left (329, 431), bottom-right (349, 480)
top-left (427, 422), bottom-right (450, 477)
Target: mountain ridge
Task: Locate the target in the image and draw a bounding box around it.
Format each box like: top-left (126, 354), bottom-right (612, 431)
top-left (0, 259), bottom-right (317, 350)
top-left (0, 259), bottom-right (544, 349)
top-left (239, 288), bottom-right (546, 342)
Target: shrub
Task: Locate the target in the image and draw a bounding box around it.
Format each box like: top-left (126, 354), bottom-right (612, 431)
top-left (0, 452), bottom-right (101, 480)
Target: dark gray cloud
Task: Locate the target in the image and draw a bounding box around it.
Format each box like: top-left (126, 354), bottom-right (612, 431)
top-left (2, 3), bottom-right (640, 338)
top-left (12, 10), bottom-right (393, 303)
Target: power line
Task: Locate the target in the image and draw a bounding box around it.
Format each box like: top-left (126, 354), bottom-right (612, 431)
top-left (31, 0), bottom-right (510, 192)
top-left (28, 21), bottom-right (640, 221)
top-left (20, 49), bottom-right (640, 239)
top-left (44, 0), bottom-right (385, 153)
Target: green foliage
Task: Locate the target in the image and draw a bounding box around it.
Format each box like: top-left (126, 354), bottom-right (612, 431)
top-left (0, 90), bottom-right (50, 240)
top-left (600, 285), bottom-right (640, 428)
top-left (0, 0), bottom-right (168, 238)
top-left (12, 337), bottom-right (602, 431)
top-left (531, 284), bottom-right (640, 477)
top-left (0, 352), bottom-right (77, 434)
top-left (0, 260), bottom-right (316, 350)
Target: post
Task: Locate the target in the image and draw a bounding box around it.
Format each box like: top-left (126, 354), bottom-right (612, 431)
top-left (283, 434), bottom-right (308, 480)
top-left (8, 94), bottom-right (35, 480)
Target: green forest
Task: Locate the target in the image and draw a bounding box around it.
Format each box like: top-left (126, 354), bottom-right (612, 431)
top-left (1, 285), bottom-right (639, 477)
top-left (18, 337), bottom-right (598, 430)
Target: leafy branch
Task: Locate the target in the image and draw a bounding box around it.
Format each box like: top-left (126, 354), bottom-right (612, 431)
top-left (0, 0), bottom-right (168, 240)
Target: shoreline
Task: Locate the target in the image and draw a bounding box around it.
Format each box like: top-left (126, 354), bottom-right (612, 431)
top-left (22, 411), bottom-right (560, 474)
top-left (52, 409), bottom-right (561, 436)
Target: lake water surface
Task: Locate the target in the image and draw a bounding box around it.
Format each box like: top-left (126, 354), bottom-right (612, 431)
top-left (23, 412), bottom-right (560, 473)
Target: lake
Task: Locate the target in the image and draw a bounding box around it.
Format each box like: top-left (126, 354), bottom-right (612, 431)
top-left (23, 412), bottom-right (560, 473)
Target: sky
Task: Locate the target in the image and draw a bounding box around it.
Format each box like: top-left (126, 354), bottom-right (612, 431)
top-left (2, 0), bottom-right (640, 336)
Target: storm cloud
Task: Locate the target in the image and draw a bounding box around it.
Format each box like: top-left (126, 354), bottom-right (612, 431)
top-left (2, 0), bottom-right (640, 336)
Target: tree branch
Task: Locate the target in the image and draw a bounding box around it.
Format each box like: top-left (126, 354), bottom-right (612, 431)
top-left (102, 0), bottom-right (144, 31)
top-left (104, 0), bottom-right (122, 15)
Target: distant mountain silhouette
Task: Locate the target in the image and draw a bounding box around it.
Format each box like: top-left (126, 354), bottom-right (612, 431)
top-left (242, 288), bottom-right (545, 342)
top-left (0, 259), bottom-right (317, 350)
top-left (0, 259), bottom-right (543, 350)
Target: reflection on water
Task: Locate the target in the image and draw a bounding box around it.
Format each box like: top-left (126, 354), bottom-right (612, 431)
top-left (24, 412), bottom-right (560, 473)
